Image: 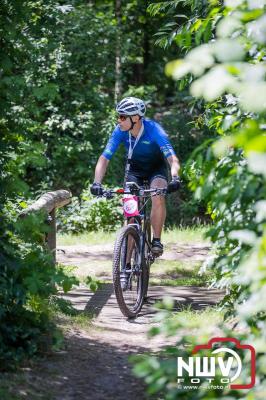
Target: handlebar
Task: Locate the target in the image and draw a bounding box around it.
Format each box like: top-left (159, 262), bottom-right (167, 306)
top-left (101, 182), bottom-right (168, 199)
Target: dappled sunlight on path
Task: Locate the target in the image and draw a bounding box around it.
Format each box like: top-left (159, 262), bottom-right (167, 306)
top-left (15, 240), bottom-right (223, 400)
top-left (56, 241), bottom-right (211, 279)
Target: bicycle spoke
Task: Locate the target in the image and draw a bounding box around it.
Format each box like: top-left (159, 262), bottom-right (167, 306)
top-left (120, 233), bottom-right (142, 311)
top-left (113, 225), bottom-right (144, 318)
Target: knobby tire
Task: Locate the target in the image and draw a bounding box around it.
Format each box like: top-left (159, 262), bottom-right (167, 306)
top-left (143, 219), bottom-right (151, 300)
top-left (113, 225), bottom-right (144, 318)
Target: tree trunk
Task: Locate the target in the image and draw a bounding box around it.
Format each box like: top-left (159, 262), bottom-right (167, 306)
top-left (143, 0), bottom-right (150, 83)
top-left (115, 0), bottom-right (122, 102)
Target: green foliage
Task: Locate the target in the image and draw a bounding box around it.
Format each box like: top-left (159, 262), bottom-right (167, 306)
top-left (148, 0), bottom-right (221, 49)
top-left (85, 276), bottom-right (102, 293)
top-left (0, 0), bottom-right (80, 369)
top-left (133, 0), bottom-right (266, 398)
top-left (1, 0), bottom-right (211, 230)
top-left (123, 85), bottom-right (158, 104)
top-left (51, 297), bottom-right (79, 317)
top-left (0, 214), bottom-right (79, 369)
top-left (5, 0), bottom-right (263, 375)
top-left (156, 101), bottom-right (213, 225)
top-left (0, 0), bottom-right (189, 375)
top-left (132, 303), bottom-right (247, 400)
top-left (7, 0), bottom-right (190, 195)
top-left (57, 187), bottom-right (124, 233)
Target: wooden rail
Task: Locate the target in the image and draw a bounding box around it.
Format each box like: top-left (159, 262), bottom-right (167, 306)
top-left (20, 190), bottom-right (72, 263)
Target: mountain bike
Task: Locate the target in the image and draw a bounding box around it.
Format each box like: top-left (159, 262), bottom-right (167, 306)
top-left (102, 182), bottom-right (167, 318)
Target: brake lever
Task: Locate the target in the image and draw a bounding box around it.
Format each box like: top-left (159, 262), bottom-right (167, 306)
top-left (151, 188), bottom-right (167, 196)
top-left (101, 190), bottom-right (114, 199)
top-left (105, 191), bottom-right (114, 200)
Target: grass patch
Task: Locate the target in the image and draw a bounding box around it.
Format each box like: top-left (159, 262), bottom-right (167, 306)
top-left (148, 305), bottom-right (224, 339)
top-left (57, 227), bottom-right (213, 289)
top-left (58, 226), bottom-right (210, 246)
top-left (57, 311), bottom-right (94, 331)
top-left (57, 230), bottom-right (117, 246)
top-left (175, 306), bottom-right (224, 327)
top-left (162, 225), bottom-right (209, 245)
top-left (150, 277), bottom-right (211, 286)
top-left (149, 259), bottom-right (214, 287)
top-left (50, 296), bottom-right (95, 332)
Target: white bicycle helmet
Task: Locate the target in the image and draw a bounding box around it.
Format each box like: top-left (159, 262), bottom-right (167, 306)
top-left (116, 97), bottom-right (146, 117)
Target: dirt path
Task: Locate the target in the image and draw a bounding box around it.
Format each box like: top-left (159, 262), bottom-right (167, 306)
top-left (6, 242), bottom-right (224, 400)
top-left (56, 241), bottom-right (211, 281)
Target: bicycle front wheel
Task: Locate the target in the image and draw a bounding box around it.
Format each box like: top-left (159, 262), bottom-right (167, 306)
top-left (113, 225), bottom-right (144, 318)
top-left (143, 218), bottom-right (151, 300)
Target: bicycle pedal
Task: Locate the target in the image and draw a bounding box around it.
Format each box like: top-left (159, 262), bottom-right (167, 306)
top-left (148, 254), bottom-right (155, 262)
top-left (152, 249), bottom-right (163, 257)
top-left (120, 271), bottom-right (130, 291)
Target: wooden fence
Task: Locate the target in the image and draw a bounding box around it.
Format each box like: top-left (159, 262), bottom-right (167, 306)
top-left (20, 190), bottom-right (72, 263)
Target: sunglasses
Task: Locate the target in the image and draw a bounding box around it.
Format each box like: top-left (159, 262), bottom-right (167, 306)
top-left (117, 115), bottom-right (129, 121)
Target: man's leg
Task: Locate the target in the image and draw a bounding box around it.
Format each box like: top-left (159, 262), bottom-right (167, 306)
top-left (150, 176), bottom-right (167, 254)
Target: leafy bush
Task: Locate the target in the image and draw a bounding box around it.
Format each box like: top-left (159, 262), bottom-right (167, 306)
top-left (0, 211), bottom-right (79, 370)
top-left (132, 301), bottom-right (248, 400)
top-left (133, 0), bottom-right (266, 398)
top-left (0, 1), bottom-right (80, 369)
top-left (57, 187), bottom-right (124, 233)
top-left (157, 102), bottom-right (213, 226)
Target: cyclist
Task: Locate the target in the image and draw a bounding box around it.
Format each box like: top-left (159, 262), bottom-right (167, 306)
top-left (90, 97), bottom-right (180, 255)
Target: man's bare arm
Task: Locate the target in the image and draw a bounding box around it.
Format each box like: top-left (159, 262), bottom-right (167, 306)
top-left (167, 155), bottom-right (180, 178)
top-left (94, 155), bottom-right (110, 183)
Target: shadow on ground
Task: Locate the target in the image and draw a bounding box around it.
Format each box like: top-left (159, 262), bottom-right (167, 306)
top-left (2, 332), bottom-right (149, 400)
top-left (61, 284), bottom-right (224, 318)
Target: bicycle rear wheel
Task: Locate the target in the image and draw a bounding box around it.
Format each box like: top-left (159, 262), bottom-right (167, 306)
top-left (113, 225), bottom-right (144, 318)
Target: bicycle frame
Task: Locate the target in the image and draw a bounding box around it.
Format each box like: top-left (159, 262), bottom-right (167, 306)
top-left (102, 183), bottom-right (167, 317)
top-left (125, 181), bottom-right (154, 255)
top-left (103, 181), bottom-right (167, 263)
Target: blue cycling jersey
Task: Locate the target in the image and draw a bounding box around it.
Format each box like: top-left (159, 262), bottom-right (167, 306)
top-left (102, 119), bottom-right (176, 176)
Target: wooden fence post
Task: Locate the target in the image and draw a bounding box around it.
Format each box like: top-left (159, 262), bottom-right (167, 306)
top-left (46, 208), bottom-right (56, 263)
top-left (20, 190), bottom-right (72, 265)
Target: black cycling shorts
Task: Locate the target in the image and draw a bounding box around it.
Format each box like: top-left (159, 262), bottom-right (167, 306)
top-left (125, 166), bottom-right (168, 187)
